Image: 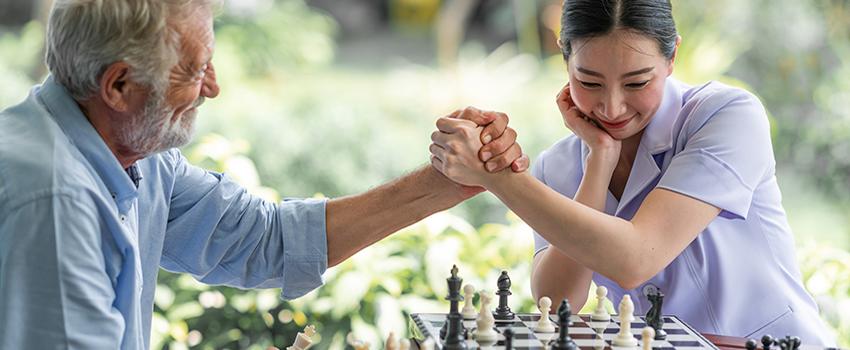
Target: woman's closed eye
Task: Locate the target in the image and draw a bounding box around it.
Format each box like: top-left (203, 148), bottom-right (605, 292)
top-left (626, 80), bottom-right (650, 89)
top-left (579, 81), bottom-right (602, 88)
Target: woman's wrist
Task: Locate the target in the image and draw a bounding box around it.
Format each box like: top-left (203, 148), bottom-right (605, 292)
top-left (480, 168), bottom-right (527, 194)
top-left (586, 148), bottom-right (619, 173)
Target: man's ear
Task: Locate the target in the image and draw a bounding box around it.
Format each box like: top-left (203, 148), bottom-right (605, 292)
top-left (99, 62), bottom-right (134, 112)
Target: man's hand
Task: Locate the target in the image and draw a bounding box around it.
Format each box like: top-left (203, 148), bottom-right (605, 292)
top-left (429, 119), bottom-right (487, 187)
top-left (447, 106), bottom-right (529, 173)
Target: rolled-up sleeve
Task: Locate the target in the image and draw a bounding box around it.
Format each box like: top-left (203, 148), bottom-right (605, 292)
top-left (160, 150), bottom-right (328, 300)
top-left (657, 89), bottom-right (773, 220)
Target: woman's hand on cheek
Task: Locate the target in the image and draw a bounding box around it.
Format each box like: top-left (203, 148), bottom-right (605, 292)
top-left (556, 84), bottom-right (621, 156)
top-left (429, 117), bottom-right (488, 187)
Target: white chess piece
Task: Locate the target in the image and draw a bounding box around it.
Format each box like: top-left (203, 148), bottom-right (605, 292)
top-left (461, 284), bottom-right (477, 320)
top-left (399, 338), bottom-right (411, 350)
top-left (613, 295), bottom-right (638, 347)
top-left (642, 326), bottom-right (655, 350)
top-left (345, 332), bottom-right (371, 350)
top-left (591, 285), bottom-right (611, 321)
top-left (533, 296), bottom-right (556, 333)
top-left (473, 289), bottom-right (498, 344)
top-left (420, 338), bottom-right (435, 350)
top-left (287, 325), bottom-right (316, 350)
top-left (385, 331), bottom-right (399, 350)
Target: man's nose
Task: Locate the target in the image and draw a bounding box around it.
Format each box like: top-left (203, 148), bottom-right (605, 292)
top-left (201, 63), bottom-right (219, 98)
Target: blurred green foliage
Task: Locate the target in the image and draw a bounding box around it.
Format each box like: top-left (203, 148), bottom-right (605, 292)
top-left (1, 0), bottom-right (849, 348)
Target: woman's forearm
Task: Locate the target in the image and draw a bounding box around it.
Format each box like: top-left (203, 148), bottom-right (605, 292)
top-left (484, 171), bottom-right (641, 288)
top-left (531, 151), bottom-right (615, 308)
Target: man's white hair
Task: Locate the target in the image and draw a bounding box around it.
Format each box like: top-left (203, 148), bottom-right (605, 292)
top-left (45, 0), bottom-right (216, 101)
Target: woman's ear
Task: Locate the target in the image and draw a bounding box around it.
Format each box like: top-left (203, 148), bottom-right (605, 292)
top-left (667, 35), bottom-right (682, 76)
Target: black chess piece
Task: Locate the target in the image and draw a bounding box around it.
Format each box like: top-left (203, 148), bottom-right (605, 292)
top-left (746, 339), bottom-right (759, 350)
top-left (777, 337), bottom-right (789, 350)
top-left (493, 270), bottom-right (516, 320)
top-left (646, 290), bottom-right (667, 340)
top-left (790, 336), bottom-right (801, 350)
top-left (779, 335), bottom-right (801, 350)
top-left (442, 265), bottom-right (467, 350)
top-left (552, 299), bottom-right (578, 350)
top-left (503, 328), bottom-right (515, 350)
top-left (761, 334), bottom-right (775, 350)
top-left (440, 265), bottom-right (465, 338)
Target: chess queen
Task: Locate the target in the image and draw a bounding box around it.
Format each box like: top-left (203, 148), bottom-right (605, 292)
top-left (427, 0), bottom-right (834, 346)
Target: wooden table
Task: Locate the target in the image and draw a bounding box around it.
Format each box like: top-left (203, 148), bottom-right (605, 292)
top-left (703, 333), bottom-right (749, 350)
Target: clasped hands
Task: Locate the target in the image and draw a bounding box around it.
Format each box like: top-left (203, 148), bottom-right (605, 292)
top-left (429, 107), bottom-right (526, 188)
top-left (430, 85), bottom-right (624, 189)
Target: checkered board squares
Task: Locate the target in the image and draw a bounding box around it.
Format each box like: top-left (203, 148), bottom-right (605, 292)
top-left (410, 313), bottom-right (718, 350)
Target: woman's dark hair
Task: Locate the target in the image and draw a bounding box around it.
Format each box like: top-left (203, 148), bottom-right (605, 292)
top-left (560, 0), bottom-right (678, 60)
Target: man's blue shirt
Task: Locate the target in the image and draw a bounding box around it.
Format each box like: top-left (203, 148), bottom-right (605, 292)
top-left (0, 77), bottom-right (329, 349)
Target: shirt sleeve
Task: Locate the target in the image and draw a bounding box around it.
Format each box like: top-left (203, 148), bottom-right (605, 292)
top-left (656, 88), bottom-right (774, 220)
top-left (159, 150), bottom-right (328, 300)
top-left (0, 193), bottom-right (124, 349)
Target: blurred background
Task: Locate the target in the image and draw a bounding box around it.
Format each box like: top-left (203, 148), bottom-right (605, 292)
top-left (1, 0), bottom-right (849, 348)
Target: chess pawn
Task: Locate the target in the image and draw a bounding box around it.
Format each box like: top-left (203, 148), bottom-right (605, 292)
top-left (461, 284), bottom-right (476, 320)
top-left (762, 335), bottom-right (775, 350)
top-left (534, 296), bottom-right (556, 333)
top-left (420, 338), bottom-right (435, 350)
top-left (591, 285), bottom-right (611, 321)
top-left (385, 331), bottom-right (399, 350)
top-left (346, 333), bottom-right (370, 350)
top-left (642, 327), bottom-right (655, 350)
top-left (503, 328), bottom-right (515, 350)
top-left (474, 290), bottom-right (498, 344)
top-left (287, 325), bottom-right (316, 350)
top-left (613, 295), bottom-right (639, 347)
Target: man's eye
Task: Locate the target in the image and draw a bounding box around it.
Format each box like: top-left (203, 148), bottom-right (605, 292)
top-left (626, 81), bottom-right (650, 88)
top-left (580, 81), bottom-right (601, 88)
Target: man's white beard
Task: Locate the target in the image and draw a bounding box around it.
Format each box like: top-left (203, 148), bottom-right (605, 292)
top-left (115, 89), bottom-right (203, 157)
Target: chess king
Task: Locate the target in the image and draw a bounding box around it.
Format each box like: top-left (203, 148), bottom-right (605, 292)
top-left (428, 0), bottom-right (835, 346)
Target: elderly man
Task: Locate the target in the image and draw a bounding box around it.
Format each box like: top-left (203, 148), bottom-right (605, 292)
top-left (0, 1), bottom-right (528, 349)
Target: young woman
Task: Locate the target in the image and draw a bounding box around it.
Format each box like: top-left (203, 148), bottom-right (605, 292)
top-left (428, 0), bottom-right (834, 345)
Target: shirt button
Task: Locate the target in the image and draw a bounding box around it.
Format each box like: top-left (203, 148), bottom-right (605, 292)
top-left (120, 215), bottom-right (126, 221)
top-left (642, 283), bottom-right (660, 297)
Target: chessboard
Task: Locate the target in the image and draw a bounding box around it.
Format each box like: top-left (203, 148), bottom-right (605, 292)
top-left (410, 313), bottom-right (719, 350)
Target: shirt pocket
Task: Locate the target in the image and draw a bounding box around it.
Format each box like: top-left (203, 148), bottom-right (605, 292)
top-left (744, 305), bottom-right (792, 339)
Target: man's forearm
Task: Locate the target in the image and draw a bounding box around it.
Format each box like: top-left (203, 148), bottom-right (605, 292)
top-left (325, 165), bottom-right (471, 267)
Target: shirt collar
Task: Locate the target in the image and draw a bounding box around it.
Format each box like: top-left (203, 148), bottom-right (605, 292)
top-left (36, 75), bottom-right (139, 209)
top-left (641, 77), bottom-right (686, 155)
